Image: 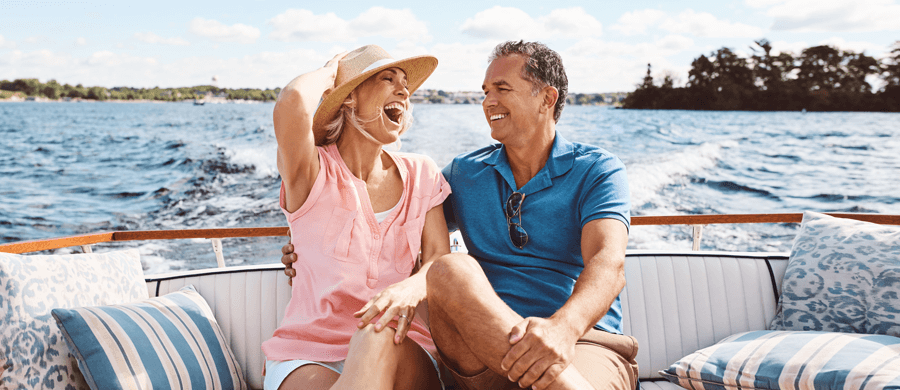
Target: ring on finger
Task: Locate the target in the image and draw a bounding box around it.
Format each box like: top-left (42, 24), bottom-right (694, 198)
top-left (398, 314), bottom-right (408, 321)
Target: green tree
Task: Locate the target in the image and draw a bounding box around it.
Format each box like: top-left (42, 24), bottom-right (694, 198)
top-left (12, 79), bottom-right (42, 95)
top-left (841, 52), bottom-right (880, 93)
top-left (86, 86), bottom-right (109, 101)
top-left (794, 45), bottom-right (843, 92)
top-left (41, 79), bottom-right (62, 99)
top-left (882, 41), bottom-right (900, 89)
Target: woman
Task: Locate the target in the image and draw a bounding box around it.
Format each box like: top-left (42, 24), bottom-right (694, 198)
top-left (261, 45), bottom-right (449, 390)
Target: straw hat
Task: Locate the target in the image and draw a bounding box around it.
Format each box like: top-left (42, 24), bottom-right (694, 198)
top-left (312, 45), bottom-right (438, 145)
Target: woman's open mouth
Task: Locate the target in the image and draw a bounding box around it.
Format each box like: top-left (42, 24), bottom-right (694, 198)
top-left (384, 103), bottom-right (404, 125)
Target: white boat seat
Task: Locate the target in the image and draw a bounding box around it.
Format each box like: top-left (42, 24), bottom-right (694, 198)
top-left (145, 251), bottom-right (789, 389)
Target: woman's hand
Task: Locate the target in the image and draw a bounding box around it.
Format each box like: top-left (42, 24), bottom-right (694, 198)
top-left (321, 51), bottom-right (348, 92)
top-left (353, 277), bottom-right (425, 344)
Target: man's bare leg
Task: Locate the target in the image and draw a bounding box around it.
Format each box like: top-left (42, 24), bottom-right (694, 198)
top-left (426, 253), bottom-right (594, 389)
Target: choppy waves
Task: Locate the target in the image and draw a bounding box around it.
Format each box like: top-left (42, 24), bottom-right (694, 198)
top-left (1, 103), bottom-right (898, 272)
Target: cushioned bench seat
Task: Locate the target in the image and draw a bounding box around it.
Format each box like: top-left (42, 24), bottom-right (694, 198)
top-left (145, 251), bottom-right (789, 390)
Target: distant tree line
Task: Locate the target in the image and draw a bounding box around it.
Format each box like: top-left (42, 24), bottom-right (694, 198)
top-left (623, 39), bottom-right (900, 111)
top-left (0, 79), bottom-right (280, 102)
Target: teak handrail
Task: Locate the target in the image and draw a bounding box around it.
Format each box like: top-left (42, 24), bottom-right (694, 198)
top-left (1, 213), bottom-right (898, 255)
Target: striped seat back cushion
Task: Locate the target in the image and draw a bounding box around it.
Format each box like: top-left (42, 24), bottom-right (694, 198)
top-left (51, 285), bottom-right (248, 390)
top-left (660, 330), bottom-right (900, 390)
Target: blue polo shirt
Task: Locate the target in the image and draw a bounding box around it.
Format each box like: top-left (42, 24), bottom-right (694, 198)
top-left (442, 132), bottom-right (630, 334)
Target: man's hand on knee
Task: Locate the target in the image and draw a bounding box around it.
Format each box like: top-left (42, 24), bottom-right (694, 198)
top-left (501, 317), bottom-right (580, 390)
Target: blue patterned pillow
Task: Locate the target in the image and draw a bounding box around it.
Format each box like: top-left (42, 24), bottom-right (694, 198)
top-left (1, 249), bottom-right (147, 390)
top-left (660, 330), bottom-right (900, 390)
top-left (770, 211), bottom-right (900, 336)
top-left (52, 285), bottom-right (248, 390)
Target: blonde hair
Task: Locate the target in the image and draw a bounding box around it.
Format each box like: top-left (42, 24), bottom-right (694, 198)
top-left (322, 96), bottom-right (415, 146)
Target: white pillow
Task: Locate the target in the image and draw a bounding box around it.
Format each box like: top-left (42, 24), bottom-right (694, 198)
top-left (770, 211), bottom-right (900, 336)
top-left (1, 249), bottom-right (147, 390)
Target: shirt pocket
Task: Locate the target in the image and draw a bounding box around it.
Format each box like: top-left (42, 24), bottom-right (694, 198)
top-left (394, 218), bottom-right (423, 275)
top-left (324, 206), bottom-right (360, 263)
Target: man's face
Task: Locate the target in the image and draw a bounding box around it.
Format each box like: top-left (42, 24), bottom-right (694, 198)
top-left (481, 55), bottom-right (544, 144)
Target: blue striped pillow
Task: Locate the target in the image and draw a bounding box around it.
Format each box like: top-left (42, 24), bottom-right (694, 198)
top-left (660, 330), bottom-right (900, 390)
top-left (51, 285), bottom-right (248, 390)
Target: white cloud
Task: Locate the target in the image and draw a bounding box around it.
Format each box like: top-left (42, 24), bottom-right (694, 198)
top-left (0, 46), bottom-right (337, 88)
top-left (1, 49), bottom-right (70, 68)
top-left (609, 9), bottom-right (763, 38)
top-left (134, 32), bottom-right (190, 46)
top-left (351, 7), bottom-right (431, 42)
top-left (745, 0), bottom-right (787, 7)
top-left (267, 7), bottom-right (431, 43)
top-left (768, 38), bottom-right (888, 57)
top-left (563, 35), bottom-right (697, 92)
top-left (23, 36), bottom-right (52, 45)
top-left (418, 42), bottom-right (498, 91)
top-left (567, 35), bottom-right (694, 59)
top-left (75, 37), bottom-right (87, 46)
top-left (541, 8), bottom-right (603, 37)
top-left (461, 7), bottom-right (535, 40)
top-left (86, 51), bottom-right (158, 68)
top-left (817, 37), bottom-right (888, 55)
top-left (770, 40), bottom-right (809, 55)
top-left (460, 6), bottom-right (602, 40)
top-left (750, 0), bottom-right (900, 32)
top-left (189, 17), bottom-right (260, 44)
top-left (610, 9), bottom-right (667, 35)
top-left (661, 10), bottom-right (764, 37)
top-left (0, 35), bottom-right (15, 49)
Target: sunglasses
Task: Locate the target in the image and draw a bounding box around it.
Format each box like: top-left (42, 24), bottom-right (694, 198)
top-left (504, 192), bottom-right (529, 249)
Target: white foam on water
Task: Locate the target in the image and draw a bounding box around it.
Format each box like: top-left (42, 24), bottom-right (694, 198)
top-left (217, 137), bottom-right (278, 179)
top-left (626, 142), bottom-right (725, 208)
top-left (136, 242), bottom-right (184, 275)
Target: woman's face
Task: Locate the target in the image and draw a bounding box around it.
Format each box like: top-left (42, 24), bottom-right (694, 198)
top-left (350, 67), bottom-right (409, 144)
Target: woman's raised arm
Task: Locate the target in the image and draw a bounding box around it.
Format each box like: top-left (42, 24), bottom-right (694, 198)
top-left (275, 52), bottom-right (347, 213)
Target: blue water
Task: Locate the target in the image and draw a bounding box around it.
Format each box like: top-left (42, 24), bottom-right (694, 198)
top-left (2, 102), bottom-right (898, 272)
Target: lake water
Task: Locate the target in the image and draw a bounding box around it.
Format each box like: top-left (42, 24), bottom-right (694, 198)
top-left (2, 102), bottom-right (898, 273)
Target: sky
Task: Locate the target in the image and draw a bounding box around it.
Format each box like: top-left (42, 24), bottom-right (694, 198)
top-left (1, 0), bottom-right (899, 93)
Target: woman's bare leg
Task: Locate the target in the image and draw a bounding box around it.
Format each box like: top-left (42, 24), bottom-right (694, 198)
top-left (277, 364), bottom-right (340, 390)
top-left (335, 324), bottom-right (441, 390)
top-left (276, 324), bottom-right (440, 390)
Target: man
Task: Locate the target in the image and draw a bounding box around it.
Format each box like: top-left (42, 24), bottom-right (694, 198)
top-left (283, 41), bottom-right (637, 390)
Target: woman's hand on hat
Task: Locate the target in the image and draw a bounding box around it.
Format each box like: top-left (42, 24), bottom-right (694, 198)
top-left (324, 51), bottom-right (348, 70)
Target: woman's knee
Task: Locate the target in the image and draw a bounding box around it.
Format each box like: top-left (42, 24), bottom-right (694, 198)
top-left (349, 323), bottom-right (396, 347)
top-left (276, 364), bottom-right (339, 390)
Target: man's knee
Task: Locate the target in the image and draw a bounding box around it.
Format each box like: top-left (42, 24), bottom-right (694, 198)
top-left (572, 343), bottom-right (639, 390)
top-left (427, 253), bottom-right (481, 291)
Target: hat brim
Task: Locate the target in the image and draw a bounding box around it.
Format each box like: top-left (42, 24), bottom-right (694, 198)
top-left (312, 54), bottom-right (438, 145)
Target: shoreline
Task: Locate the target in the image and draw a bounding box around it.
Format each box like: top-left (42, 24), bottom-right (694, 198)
top-left (0, 97), bottom-right (619, 107)
top-left (0, 98), bottom-right (268, 104)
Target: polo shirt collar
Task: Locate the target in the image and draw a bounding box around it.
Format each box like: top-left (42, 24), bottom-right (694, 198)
top-left (485, 132), bottom-right (575, 193)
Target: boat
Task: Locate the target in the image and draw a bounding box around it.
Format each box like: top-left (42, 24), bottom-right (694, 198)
top-left (193, 100), bottom-right (206, 106)
top-left (2, 212), bottom-right (899, 389)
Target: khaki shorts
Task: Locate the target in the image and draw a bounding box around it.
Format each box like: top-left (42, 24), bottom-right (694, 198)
top-left (439, 329), bottom-right (639, 390)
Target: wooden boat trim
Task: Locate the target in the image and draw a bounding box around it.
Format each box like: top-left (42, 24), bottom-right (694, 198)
top-left (630, 213), bottom-right (900, 226)
top-left (1, 213), bottom-right (897, 255)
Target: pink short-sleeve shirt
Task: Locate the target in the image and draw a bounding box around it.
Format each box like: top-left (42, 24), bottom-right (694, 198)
top-left (261, 144), bottom-right (451, 362)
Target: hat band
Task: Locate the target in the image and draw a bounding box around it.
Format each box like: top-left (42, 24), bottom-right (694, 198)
top-left (362, 58), bottom-right (398, 73)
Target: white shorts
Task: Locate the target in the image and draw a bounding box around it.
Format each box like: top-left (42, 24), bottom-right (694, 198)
top-left (264, 346), bottom-right (445, 390)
